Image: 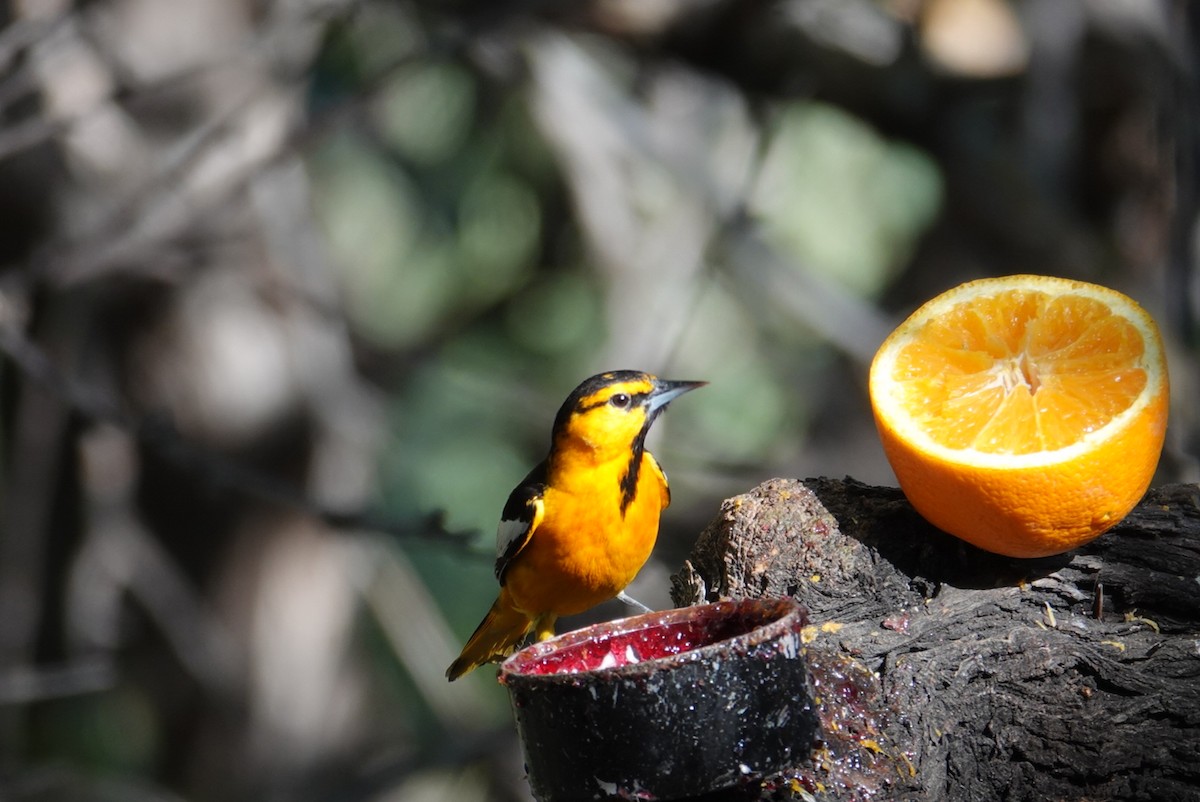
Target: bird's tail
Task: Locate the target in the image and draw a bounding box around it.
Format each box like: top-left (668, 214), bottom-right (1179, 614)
top-left (446, 590), bottom-right (538, 681)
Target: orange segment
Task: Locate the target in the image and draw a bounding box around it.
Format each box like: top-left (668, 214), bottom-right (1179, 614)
top-left (869, 275), bottom-right (1169, 558)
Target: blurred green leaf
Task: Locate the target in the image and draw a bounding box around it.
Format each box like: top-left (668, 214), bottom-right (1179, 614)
top-left (458, 171), bottom-right (541, 304)
top-left (672, 286), bottom-right (798, 462)
top-left (383, 361), bottom-right (535, 536)
top-left (752, 102), bottom-right (943, 297)
top-left (505, 270), bottom-right (603, 358)
top-left (373, 62), bottom-right (477, 166)
top-left (312, 136), bottom-right (458, 347)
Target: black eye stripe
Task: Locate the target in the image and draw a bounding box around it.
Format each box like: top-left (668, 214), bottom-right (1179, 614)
top-left (575, 391), bottom-right (648, 414)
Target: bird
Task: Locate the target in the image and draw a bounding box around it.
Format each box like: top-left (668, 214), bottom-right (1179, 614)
top-left (446, 370), bottom-right (705, 681)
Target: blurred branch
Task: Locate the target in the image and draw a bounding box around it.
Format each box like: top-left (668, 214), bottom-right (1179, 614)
top-left (0, 11), bottom-right (68, 71)
top-left (0, 299), bottom-right (479, 551)
top-left (0, 658), bottom-right (116, 705)
top-left (526, 32), bottom-right (738, 368)
top-left (723, 217), bottom-right (893, 366)
top-left (14, 4), bottom-right (465, 299)
top-left (68, 483), bottom-right (243, 694)
top-left (0, 112), bottom-right (74, 162)
top-left (32, 61), bottom-right (312, 286)
top-left (360, 540), bottom-right (492, 730)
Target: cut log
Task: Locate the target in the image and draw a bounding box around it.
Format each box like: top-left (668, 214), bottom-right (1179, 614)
top-left (671, 478), bottom-right (1200, 801)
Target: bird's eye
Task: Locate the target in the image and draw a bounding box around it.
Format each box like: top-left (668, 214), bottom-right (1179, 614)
top-left (610, 393), bottom-right (631, 409)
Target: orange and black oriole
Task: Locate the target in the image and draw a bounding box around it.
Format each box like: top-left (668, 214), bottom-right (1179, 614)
top-left (446, 370), bottom-right (704, 681)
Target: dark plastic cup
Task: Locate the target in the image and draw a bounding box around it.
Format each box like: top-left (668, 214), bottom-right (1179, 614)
top-left (500, 598), bottom-right (818, 801)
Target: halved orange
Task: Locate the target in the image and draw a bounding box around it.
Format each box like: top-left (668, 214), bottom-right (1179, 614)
top-left (869, 275), bottom-right (1169, 558)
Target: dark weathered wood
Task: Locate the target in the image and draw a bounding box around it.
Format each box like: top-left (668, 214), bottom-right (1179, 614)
top-left (672, 478), bottom-right (1200, 801)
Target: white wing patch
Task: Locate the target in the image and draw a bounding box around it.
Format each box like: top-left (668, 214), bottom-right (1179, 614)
top-left (494, 492), bottom-right (544, 584)
top-left (496, 515), bottom-right (531, 560)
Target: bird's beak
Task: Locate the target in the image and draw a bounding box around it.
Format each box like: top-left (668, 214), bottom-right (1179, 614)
top-left (647, 378), bottom-right (707, 413)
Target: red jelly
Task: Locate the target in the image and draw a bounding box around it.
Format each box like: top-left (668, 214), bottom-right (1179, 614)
top-left (509, 612), bottom-right (766, 676)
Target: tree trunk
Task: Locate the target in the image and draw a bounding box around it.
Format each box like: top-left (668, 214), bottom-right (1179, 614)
top-left (671, 478), bottom-right (1200, 801)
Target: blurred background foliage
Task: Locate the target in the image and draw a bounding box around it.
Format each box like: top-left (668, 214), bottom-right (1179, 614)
top-left (0, 0), bottom-right (1197, 800)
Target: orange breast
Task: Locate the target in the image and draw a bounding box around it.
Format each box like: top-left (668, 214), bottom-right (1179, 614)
top-left (504, 452), bottom-right (668, 617)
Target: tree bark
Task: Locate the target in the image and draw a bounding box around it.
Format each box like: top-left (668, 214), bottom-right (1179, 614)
top-left (671, 478), bottom-right (1200, 801)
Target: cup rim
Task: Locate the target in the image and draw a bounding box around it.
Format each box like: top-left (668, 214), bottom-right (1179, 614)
top-left (499, 597), bottom-right (806, 682)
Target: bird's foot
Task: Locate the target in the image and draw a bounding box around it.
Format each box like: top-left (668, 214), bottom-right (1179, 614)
top-left (616, 591), bottom-right (653, 614)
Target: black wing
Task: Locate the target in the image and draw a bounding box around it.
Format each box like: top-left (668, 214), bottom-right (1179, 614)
top-left (494, 461), bottom-right (548, 585)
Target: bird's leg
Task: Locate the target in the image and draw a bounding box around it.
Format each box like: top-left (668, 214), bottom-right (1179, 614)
top-left (616, 591), bottom-right (653, 614)
top-left (533, 614), bottom-right (557, 642)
